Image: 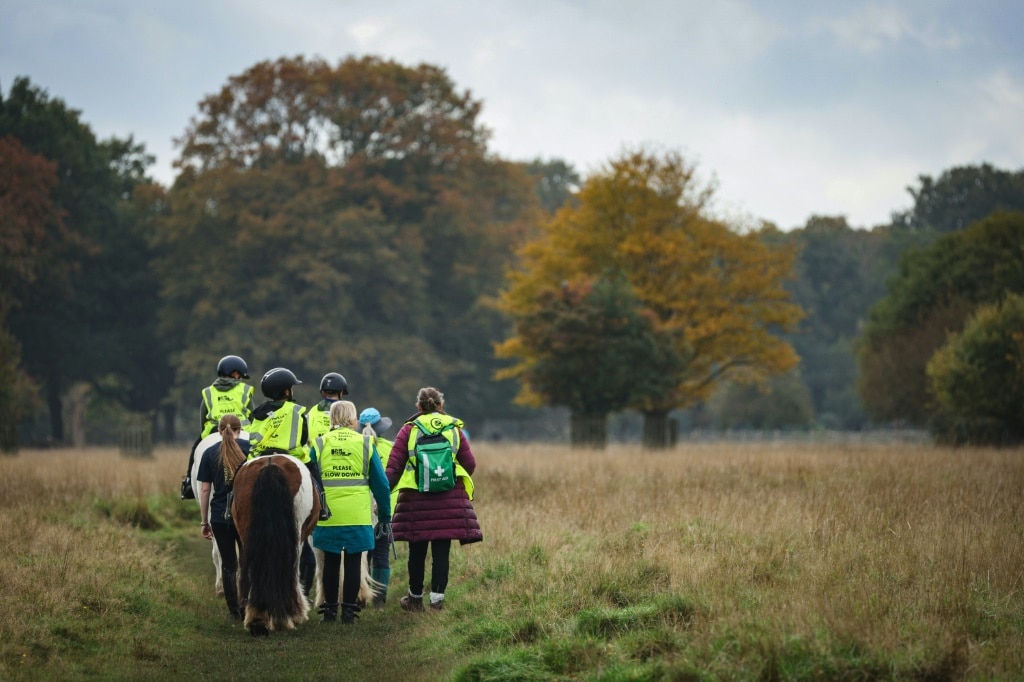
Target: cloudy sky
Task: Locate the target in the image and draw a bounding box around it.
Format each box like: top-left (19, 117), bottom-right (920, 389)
top-left (2, 0), bottom-right (1022, 229)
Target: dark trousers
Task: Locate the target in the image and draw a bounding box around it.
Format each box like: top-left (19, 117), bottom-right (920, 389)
top-left (407, 539), bottom-right (451, 596)
top-left (322, 550), bottom-right (364, 605)
top-left (211, 522), bottom-right (241, 613)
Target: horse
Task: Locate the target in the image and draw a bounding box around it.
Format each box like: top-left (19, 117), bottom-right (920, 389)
top-left (231, 453), bottom-right (321, 635)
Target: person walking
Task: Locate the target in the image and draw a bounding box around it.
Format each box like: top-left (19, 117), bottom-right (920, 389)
top-left (197, 413), bottom-right (250, 620)
top-left (311, 401), bottom-right (391, 624)
top-left (359, 406), bottom-right (396, 607)
top-left (385, 387), bottom-right (481, 612)
top-left (305, 372), bottom-right (349, 444)
top-left (182, 355), bottom-right (254, 499)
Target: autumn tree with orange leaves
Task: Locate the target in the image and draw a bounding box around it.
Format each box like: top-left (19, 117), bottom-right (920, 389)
top-left (497, 149), bottom-right (803, 448)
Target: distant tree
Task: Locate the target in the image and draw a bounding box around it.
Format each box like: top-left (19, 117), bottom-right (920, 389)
top-left (708, 373), bottom-right (814, 431)
top-left (496, 273), bottom-right (674, 447)
top-left (927, 294), bottom-right (1024, 445)
top-left (497, 148), bottom-right (803, 448)
top-left (520, 158), bottom-right (580, 214)
top-left (776, 216), bottom-right (884, 428)
top-left (0, 135), bottom-right (65, 450)
top-left (893, 163), bottom-right (1024, 234)
top-left (858, 211), bottom-right (1024, 425)
top-left (1, 78), bottom-right (169, 443)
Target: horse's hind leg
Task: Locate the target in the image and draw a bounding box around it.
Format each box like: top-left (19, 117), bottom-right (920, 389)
top-left (212, 542), bottom-right (224, 596)
top-left (247, 615), bottom-right (269, 637)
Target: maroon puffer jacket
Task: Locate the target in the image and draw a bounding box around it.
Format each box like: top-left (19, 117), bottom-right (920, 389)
top-left (385, 415), bottom-right (482, 545)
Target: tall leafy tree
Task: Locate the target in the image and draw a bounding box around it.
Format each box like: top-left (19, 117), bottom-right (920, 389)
top-left (0, 135), bottom-right (66, 450)
top-left (927, 294), bottom-right (1024, 445)
top-left (157, 56), bottom-right (537, 428)
top-left (893, 164), bottom-right (1024, 234)
top-left (498, 148), bottom-right (803, 447)
top-left (497, 273), bottom-right (674, 447)
top-left (858, 211), bottom-right (1024, 426)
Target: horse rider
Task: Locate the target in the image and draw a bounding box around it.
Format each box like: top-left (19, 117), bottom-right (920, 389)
top-left (305, 372), bottom-right (348, 444)
top-left (248, 367), bottom-right (331, 522)
top-left (181, 355), bottom-right (254, 500)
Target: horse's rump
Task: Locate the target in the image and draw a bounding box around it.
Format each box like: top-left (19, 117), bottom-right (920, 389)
top-left (231, 454), bottom-right (316, 634)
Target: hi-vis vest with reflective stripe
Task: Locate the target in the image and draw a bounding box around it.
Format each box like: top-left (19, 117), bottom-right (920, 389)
top-left (397, 413), bottom-right (475, 500)
top-left (314, 428), bottom-right (372, 527)
top-left (305, 403), bottom-right (332, 444)
top-left (248, 403), bottom-right (310, 463)
top-left (201, 383), bottom-right (254, 437)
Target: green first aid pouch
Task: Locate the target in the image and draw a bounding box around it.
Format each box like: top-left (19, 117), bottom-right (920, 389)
top-left (413, 423), bottom-right (457, 493)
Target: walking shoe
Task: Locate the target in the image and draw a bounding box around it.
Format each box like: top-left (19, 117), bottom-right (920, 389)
top-left (429, 599), bottom-right (444, 611)
top-left (400, 594), bottom-right (424, 612)
top-left (341, 603), bottom-right (361, 625)
top-left (319, 602), bottom-right (338, 623)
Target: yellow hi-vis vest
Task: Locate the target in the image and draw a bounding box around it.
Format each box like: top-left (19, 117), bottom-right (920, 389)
top-left (314, 428), bottom-right (373, 527)
top-left (201, 382), bottom-right (254, 437)
top-left (305, 402), bottom-right (332, 444)
top-left (396, 413), bottom-right (475, 500)
top-left (248, 402), bottom-right (310, 463)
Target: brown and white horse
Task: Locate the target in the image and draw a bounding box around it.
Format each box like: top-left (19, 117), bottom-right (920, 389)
top-left (231, 454), bottom-right (320, 636)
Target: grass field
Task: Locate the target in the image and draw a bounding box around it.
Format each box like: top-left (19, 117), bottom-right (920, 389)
top-left (1, 441), bottom-right (1022, 680)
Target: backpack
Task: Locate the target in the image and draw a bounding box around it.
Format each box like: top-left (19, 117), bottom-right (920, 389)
top-left (411, 421), bottom-right (458, 493)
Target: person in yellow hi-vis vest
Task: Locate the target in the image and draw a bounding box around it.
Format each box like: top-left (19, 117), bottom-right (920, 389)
top-left (181, 355), bottom-right (254, 500)
top-left (311, 401), bottom-right (391, 624)
top-left (358, 406), bottom-right (396, 607)
top-left (384, 387), bottom-right (481, 612)
top-left (305, 372), bottom-right (348, 444)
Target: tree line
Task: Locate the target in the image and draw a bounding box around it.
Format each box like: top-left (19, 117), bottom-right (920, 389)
top-left (3, 56), bottom-right (1023, 450)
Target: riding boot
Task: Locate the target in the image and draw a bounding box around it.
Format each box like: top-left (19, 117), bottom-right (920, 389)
top-left (371, 567), bottom-right (390, 608)
top-left (299, 542), bottom-right (316, 596)
top-left (340, 602), bottom-right (360, 625)
top-left (320, 602), bottom-right (338, 623)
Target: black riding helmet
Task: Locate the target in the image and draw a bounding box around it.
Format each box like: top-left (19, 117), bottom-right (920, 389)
top-left (217, 355), bottom-right (250, 380)
top-left (320, 372), bottom-right (348, 395)
top-left (261, 367), bottom-right (301, 400)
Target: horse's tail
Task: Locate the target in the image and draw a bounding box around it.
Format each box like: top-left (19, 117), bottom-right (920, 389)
top-left (241, 462), bottom-right (302, 626)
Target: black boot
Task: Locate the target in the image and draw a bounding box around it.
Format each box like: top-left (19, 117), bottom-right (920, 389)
top-left (340, 602), bottom-right (360, 625)
top-left (320, 602), bottom-right (338, 623)
top-left (180, 476), bottom-right (195, 500)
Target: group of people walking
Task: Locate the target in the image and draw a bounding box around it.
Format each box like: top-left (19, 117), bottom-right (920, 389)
top-left (187, 355), bottom-right (483, 625)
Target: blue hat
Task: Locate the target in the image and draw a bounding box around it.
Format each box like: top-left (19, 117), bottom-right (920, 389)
top-left (359, 407), bottom-right (393, 435)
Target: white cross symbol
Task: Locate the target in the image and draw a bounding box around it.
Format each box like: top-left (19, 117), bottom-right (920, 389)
top-left (434, 464), bottom-right (445, 477)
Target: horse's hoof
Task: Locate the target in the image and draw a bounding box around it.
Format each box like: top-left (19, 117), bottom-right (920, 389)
top-left (249, 622), bottom-right (269, 637)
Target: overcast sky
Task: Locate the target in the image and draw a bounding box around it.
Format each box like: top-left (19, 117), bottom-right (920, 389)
top-left (3, 0), bottom-right (1023, 229)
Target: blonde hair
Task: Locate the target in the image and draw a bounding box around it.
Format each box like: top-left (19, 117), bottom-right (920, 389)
top-left (330, 400), bottom-right (358, 429)
top-left (217, 414), bottom-right (246, 482)
top-left (416, 387), bottom-right (444, 414)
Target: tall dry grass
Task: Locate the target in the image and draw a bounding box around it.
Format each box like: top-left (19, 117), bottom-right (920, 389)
top-left (2, 442), bottom-right (1022, 679)
top-left (460, 441), bottom-right (1024, 677)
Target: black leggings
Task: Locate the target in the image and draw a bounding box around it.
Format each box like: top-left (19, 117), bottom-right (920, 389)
top-left (211, 522), bottom-right (240, 573)
top-left (321, 550), bottom-right (364, 605)
top-left (211, 522), bottom-right (241, 611)
top-left (407, 539), bottom-right (451, 596)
